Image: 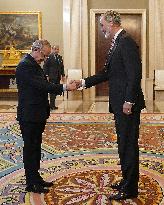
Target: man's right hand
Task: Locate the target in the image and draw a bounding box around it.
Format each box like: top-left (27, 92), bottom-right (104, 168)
top-left (66, 81), bottom-right (77, 91)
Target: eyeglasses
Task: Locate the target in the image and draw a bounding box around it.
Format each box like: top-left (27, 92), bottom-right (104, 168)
top-left (39, 50), bottom-right (48, 59)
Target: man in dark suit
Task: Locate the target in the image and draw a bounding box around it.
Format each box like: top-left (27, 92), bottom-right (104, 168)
top-left (76, 10), bottom-right (145, 200)
top-left (43, 45), bottom-right (65, 110)
top-left (16, 39), bottom-right (76, 193)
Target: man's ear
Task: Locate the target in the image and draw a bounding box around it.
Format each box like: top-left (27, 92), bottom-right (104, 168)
top-left (110, 22), bottom-right (114, 26)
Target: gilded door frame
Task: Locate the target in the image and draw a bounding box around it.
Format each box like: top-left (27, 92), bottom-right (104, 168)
top-left (90, 9), bottom-right (146, 99)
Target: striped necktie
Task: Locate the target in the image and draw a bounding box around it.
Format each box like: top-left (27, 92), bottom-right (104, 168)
top-left (108, 38), bottom-right (115, 56)
top-left (104, 38), bottom-right (115, 70)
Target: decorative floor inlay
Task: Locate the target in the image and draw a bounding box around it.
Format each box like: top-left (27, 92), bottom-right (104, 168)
top-left (45, 169), bottom-right (162, 205)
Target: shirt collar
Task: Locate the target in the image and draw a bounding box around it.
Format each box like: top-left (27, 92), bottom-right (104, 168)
top-left (114, 28), bottom-right (123, 40)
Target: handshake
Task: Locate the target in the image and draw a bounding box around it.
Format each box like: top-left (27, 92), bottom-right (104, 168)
top-left (66, 80), bottom-right (83, 91)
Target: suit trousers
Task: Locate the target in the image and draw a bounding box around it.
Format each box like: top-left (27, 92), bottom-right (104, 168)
top-left (19, 121), bottom-right (46, 185)
top-left (50, 93), bottom-right (56, 108)
top-left (49, 79), bottom-right (59, 108)
top-left (114, 111), bottom-right (140, 194)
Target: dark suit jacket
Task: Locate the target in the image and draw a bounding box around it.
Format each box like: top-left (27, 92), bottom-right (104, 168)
top-left (15, 54), bottom-right (63, 122)
top-left (43, 53), bottom-right (65, 83)
top-left (85, 30), bottom-right (145, 113)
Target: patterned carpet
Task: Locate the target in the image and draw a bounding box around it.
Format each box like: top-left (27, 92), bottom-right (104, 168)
top-left (0, 113), bottom-right (163, 205)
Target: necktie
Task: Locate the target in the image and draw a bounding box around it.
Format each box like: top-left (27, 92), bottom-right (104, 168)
top-left (104, 38), bottom-right (115, 70)
top-left (108, 38), bottom-right (115, 56)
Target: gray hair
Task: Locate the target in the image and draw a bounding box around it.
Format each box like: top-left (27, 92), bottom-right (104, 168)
top-left (52, 45), bottom-right (59, 49)
top-left (31, 39), bottom-right (51, 51)
top-left (103, 10), bottom-right (121, 25)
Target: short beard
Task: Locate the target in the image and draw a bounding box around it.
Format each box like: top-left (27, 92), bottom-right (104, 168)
top-left (104, 31), bottom-right (110, 39)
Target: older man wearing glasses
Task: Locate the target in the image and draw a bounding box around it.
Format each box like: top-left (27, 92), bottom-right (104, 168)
top-left (15, 39), bottom-right (76, 194)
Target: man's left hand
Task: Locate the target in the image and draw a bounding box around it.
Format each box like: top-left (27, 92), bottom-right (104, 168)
top-left (123, 102), bottom-right (133, 115)
top-left (66, 81), bottom-right (77, 91)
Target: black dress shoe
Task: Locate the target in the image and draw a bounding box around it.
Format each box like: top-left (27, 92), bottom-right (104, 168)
top-left (39, 180), bottom-right (53, 187)
top-left (110, 180), bottom-right (125, 190)
top-left (109, 191), bottom-right (138, 200)
top-left (54, 106), bottom-right (58, 110)
top-left (25, 184), bottom-right (49, 194)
